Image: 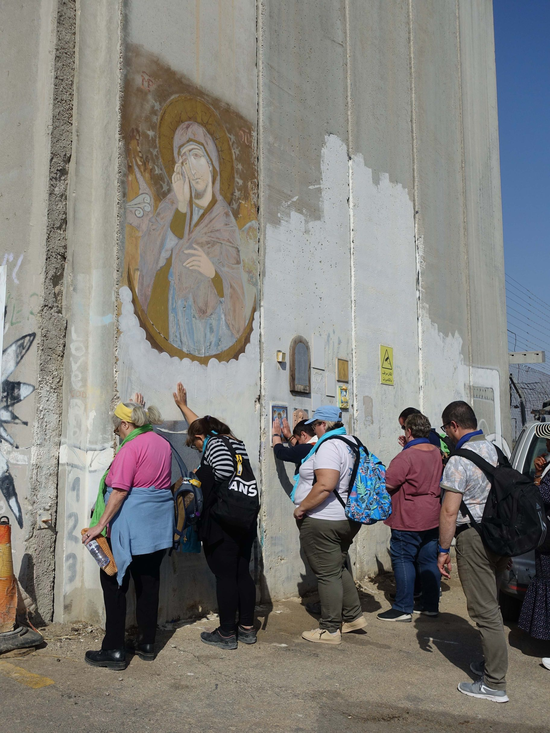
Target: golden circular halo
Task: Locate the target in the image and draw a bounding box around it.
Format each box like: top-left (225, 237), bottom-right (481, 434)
top-left (157, 95), bottom-right (235, 204)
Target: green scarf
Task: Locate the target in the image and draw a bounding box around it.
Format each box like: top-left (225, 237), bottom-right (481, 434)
top-left (90, 424), bottom-right (154, 535)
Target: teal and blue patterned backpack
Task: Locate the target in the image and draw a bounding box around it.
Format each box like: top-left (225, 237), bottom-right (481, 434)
top-left (325, 436), bottom-right (391, 524)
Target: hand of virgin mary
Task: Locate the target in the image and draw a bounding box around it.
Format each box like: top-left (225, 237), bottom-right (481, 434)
top-left (184, 244), bottom-right (216, 278)
top-left (173, 161), bottom-right (190, 212)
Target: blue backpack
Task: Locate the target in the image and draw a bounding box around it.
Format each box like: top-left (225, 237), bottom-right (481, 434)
top-left (170, 444), bottom-right (203, 553)
top-left (325, 436), bottom-right (391, 525)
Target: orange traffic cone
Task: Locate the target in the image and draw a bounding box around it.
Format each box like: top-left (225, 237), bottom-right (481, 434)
top-left (0, 516), bottom-right (17, 633)
top-left (0, 516), bottom-right (43, 654)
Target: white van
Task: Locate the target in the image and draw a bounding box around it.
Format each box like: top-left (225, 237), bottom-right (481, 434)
top-left (498, 422), bottom-right (548, 620)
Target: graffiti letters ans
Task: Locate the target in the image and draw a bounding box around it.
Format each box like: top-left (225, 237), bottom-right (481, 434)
top-left (123, 47), bottom-right (258, 365)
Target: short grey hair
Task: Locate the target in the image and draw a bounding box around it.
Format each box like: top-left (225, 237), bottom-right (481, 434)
top-left (404, 413), bottom-right (431, 439)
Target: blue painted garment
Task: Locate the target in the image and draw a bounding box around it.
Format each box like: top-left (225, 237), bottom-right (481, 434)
top-left (454, 429), bottom-right (483, 451)
top-left (402, 438), bottom-right (431, 451)
top-left (106, 486), bottom-right (175, 585)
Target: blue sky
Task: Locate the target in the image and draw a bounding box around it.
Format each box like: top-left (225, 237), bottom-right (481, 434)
top-left (493, 1), bottom-right (550, 289)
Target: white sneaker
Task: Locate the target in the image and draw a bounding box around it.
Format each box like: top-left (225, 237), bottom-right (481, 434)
top-left (301, 628), bottom-right (342, 645)
top-left (542, 658), bottom-right (550, 670)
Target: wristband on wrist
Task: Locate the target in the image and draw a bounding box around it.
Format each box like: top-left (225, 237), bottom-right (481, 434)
top-left (438, 544), bottom-right (450, 554)
top-left (273, 434), bottom-right (281, 438)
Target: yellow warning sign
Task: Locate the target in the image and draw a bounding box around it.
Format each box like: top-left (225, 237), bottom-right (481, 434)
top-left (380, 345), bottom-right (394, 386)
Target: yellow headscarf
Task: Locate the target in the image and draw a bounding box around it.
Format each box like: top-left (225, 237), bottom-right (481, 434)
top-left (114, 403), bottom-right (134, 423)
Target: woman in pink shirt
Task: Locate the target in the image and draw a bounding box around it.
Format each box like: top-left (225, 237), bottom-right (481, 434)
top-left (82, 400), bottom-right (174, 670)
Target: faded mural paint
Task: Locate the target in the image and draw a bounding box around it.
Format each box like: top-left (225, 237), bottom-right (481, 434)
top-left (123, 46), bottom-right (258, 365)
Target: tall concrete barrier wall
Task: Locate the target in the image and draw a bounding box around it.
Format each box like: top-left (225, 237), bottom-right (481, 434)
top-left (0, 0), bottom-right (509, 624)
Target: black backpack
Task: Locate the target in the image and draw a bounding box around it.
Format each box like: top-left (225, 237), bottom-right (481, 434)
top-left (454, 446), bottom-right (547, 557)
top-left (209, 436), bottom-right (259, 531)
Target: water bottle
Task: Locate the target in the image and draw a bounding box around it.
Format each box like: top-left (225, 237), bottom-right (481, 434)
top-left (86, 539), bottom-right (110, 568)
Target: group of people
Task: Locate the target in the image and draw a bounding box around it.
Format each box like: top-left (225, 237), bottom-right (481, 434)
top-left (82, 384), bottom-right (259, 669)
top-left (273, 399), bottom-right (548, 704)
top-left (81, 390), bottom-right (548, 705)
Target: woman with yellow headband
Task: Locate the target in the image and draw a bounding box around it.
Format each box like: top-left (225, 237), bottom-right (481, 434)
top-left (82, 398), bottom-right (174, 670)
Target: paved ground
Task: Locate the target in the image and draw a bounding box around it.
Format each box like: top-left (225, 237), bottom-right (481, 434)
top-left (1, 570), bottom-right (549, 733)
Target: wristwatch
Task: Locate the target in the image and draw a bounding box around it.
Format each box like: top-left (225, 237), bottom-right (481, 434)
top-left (438, 544), bottom-right (450, 554)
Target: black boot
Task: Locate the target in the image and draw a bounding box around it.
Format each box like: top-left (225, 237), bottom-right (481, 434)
top-left (85, 648), bottom-right (127, 670)
top-left (127, 640), bottom-right (155, 661)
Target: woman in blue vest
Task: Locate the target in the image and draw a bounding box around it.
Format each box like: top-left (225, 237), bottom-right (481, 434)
top-left (82, 399), bottom-right (174, 669)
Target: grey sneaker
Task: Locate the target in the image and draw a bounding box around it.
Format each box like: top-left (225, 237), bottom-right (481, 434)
top-left (237, 625), bottom-right (257, 645)
top-left (200, 629), bottom-right (238, 650)
top-left (470, 659), bottom-right (485, 678)
top-left (457, 679), bottom-right (509, 703)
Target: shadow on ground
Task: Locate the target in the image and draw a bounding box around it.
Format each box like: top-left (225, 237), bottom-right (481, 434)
top-left (507, 623), bottom-right (550, 659)
top-left (414, 612), bottom-right (479, 675)
top-left (315, 697), bottom-right (548, 733)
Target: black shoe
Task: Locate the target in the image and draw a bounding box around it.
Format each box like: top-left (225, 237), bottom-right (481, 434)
top-left (127, 640), bottom-right (156, 661)
top-left (237, 625), bottom-right (257, 645)
top-left (412, 603), bottom-right (439, 617)
top-left (377, 608), bottom-right (412, 622)
top-left (85, 648), bottom-right (127, 670)
top-left (200, 628), bottom-right (238, 650)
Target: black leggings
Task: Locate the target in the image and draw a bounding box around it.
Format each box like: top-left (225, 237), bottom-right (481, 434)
top-left (100, 549), bottom-right (165, 650)
top-left (204, 532), bottom-right (256, 635)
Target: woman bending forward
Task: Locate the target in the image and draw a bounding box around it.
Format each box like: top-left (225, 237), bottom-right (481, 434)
top-left (82, 400), bottom-right (174, 669)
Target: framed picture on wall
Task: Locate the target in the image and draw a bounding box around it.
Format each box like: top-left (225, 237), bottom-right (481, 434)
top-left (337, 385), bottom-right (349, 410)
top-left (289, 335), bottom-right (311, 393)
top-left (293, 408), bottom-right (309, 427)
top-left (270, 403), bottom-right (288, 445)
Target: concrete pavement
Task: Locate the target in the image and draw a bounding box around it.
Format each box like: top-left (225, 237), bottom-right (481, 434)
top-left (1, 572), bottom-right (548, 733)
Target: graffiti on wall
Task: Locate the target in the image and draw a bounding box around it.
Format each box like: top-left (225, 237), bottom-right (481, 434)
top-left (122, 46), bottom-right (258, 365)
top-left (0, 333), bottom-right (36, 527)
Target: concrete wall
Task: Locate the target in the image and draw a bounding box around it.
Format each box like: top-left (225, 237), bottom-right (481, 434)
top-left (0, 0), bottom-right (71, 622)
top-left (0, 0), bottom-right (510, 623)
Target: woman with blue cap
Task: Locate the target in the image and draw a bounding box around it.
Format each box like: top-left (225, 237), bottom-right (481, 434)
top-left (293, 406), bottom-right (366, 644)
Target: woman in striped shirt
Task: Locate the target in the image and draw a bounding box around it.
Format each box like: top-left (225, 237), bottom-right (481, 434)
top-left (174, 383), bottom-right (257, 650)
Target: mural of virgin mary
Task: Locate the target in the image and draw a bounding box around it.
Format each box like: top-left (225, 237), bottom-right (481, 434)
top-left (137, 120), bottom-right (246, 358)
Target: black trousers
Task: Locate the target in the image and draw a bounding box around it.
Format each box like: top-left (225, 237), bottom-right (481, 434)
top-left (203, 531), bottom-right (256, 635)
top-left (100, 549), bottom-right (165, 650)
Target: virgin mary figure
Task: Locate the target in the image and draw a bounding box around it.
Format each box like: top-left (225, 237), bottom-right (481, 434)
top-left (137, 121), bottom-right (246, 357)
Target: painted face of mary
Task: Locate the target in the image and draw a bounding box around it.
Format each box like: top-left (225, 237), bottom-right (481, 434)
top-left (178, 143), bottom-right (213, 199)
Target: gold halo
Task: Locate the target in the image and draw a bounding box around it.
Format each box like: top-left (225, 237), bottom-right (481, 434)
top-left (157, 95), bottom-right (235, 204)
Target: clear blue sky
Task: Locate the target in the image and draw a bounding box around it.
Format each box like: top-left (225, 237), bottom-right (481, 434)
top-left (493, 1), bottom-right (550, 289)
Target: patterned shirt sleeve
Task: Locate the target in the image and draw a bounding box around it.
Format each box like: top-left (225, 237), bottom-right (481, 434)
top-left (440, 456), bottom-right (468, 494)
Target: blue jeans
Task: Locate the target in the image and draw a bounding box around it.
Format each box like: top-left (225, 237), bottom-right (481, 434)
top-left (390, 527), bottom-right (440, 614)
